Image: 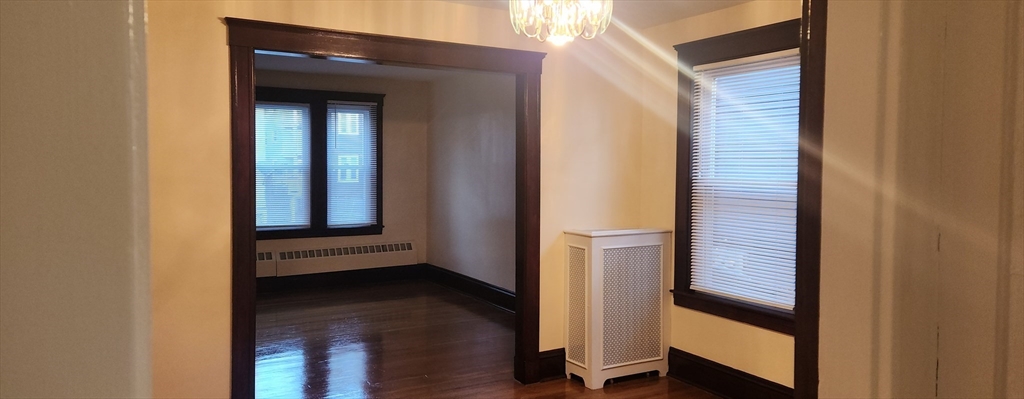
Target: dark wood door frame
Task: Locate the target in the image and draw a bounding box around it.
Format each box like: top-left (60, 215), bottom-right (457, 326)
top-left (225, 18), bottom-right (546, 398)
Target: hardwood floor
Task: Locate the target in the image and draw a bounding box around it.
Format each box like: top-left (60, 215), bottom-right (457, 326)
top-left (256, 279), bottom-right (718, 398)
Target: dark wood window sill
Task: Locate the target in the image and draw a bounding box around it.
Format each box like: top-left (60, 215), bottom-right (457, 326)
top-left (257, 225), bottom-right (383, 241)
top-left (672, 290), bottom-right (795, 336)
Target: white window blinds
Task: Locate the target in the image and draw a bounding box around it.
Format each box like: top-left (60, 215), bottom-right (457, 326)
top-left (255, 102), bottom-right (311, 230)
top-left (327, 102), bottom-right (378, 227)
top-left (689, 51), bottom-right (800, 311)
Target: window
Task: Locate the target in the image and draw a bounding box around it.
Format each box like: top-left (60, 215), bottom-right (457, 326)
top-left (256, 87), bottom-right (384, 240)
top-left (690, 51), bottom-right (800, 310)
top-left (674, 20), bottom-right (801, 335)
top-left (256, 103), bottom-right (311, 230)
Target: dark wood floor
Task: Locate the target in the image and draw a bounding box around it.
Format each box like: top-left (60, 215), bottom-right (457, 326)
top-left (256, 279), bottom-right (718, 398)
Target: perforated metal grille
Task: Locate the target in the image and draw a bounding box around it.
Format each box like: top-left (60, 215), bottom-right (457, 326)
top-left (567, 245), bottom-right (587, 366)
top-left (602, 245), bottom-right (662, 368)
top-left (277, 242), bottom-right (413, 261)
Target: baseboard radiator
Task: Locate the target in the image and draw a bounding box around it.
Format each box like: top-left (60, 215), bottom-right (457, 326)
top-left (256, 241), bottom-right (418, 277)
top-left (256, 251), bottom-right (277, 277)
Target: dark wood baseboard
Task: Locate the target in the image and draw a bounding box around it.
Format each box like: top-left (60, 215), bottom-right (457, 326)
top-left (257, 263), bottom-right (516, 314)
top-left (667, 347), bottom-right (793, 399)
top-left (421, 263), bottom-right (516, 313)
top-left (256, 264), bottom-right (424, 294)
top-left (537, 348), bottom-right (567, 382)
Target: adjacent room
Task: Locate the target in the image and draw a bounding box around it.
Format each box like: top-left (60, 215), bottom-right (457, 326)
top-left (249, 52), bottom-right (522, 397)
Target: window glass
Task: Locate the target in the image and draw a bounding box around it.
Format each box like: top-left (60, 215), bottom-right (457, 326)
top-left (327, 103), bottom-right (378, 227)
top-left (256, 102), bottom-right (311, 230)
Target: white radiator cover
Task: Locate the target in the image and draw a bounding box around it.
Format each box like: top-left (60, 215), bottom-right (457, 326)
top-left (564, 229), bottom-right (671, 389)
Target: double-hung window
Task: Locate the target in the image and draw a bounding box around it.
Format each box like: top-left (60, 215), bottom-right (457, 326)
top-left (255, 87), bottom-right (384, 240)
top-left (674, 20), bottom-right (801, 334)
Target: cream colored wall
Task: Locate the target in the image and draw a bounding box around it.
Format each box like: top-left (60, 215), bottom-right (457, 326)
top-left (820, 0), bottom-right (1024, 397)
top-left (253, 70), bottom-right (431, 265)
top-left (937, 1), bottom-right (1022, 397)
top-left (820, 1), bottom-right (927, 395)
top-left (428, 73), bottom-right (517, 291)
top-left (148, 1), bottom-right (644, 396)
top-left (822, 1), bottom-right (946, 395)
top-left (637, 0), bottom-right (801, 388)
top-left (0, 0), bottom-right (150, 397)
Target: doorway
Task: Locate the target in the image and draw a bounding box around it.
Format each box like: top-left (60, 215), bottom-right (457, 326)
top-left (226, 18), bottom-right (545, 398)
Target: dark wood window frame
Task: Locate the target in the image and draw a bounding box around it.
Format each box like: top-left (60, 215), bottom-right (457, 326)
top-left (673, 10), bottom-right (828, 397)
top-left (255, 86), bottom-right (385, 240)
top-left (226, 17), bottom-right (546, 398)
top-left (794, 0), bottom-right (826, 396)
top-left (673, 19), bottom-right (803, 336)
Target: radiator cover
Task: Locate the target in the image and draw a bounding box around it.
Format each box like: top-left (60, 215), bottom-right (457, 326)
top-left (564, 229), bottom-right (671, 389)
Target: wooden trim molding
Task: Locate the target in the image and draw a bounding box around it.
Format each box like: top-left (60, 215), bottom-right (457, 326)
top-left (673, 19), bottom-right (802, 66)
top-left (225, 18), bottom-right (544, 75)
top-left (422, 264), bottom-right (516, 313)
top-left (227, 17), bottom-right (546, 398)
top-left (673, 291), bottom-right (795, 335)
top-left (256, 264), bottom-right (425, 294)
top-left (256, 264), bottom-right (515, 313)
top-left (229, 44), bottom-right (258, 399)
top-left (795, 0), bottom-right (827, 397)
top-left (667, 348), bottom-right (794, 399)
top-left (537, 348), bottom-right (567, 382)
top-left (513, 71), bottom-right (543, 385)
top-left (672, 19), bottom-right (801, 335)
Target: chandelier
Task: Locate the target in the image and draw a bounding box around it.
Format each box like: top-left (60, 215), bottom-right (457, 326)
top-left (509, 0), bottom-right (613, 45)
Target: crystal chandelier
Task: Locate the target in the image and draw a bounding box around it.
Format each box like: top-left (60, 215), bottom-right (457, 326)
top-left (509, 0), bottom-right (613, 45)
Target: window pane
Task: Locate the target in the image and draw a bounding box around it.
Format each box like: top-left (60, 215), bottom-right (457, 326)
top-left (256, 102), bottom-right (311, 230)
top-left (689, 53), bottom-right (800, 310)
top-left (327, 102), bottom-right (378, 227)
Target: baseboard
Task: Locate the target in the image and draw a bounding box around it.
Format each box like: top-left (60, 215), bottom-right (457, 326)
top-left (667, 347), bottom-right (793, 399)
top-left (421, 263), bottom-right (516, 313)
top-left (256, 264), bottom-right (424, 294)
top-left (537, 348), bottom-right (567, 382)
top-left (258, 263), bottom-right (517, 314)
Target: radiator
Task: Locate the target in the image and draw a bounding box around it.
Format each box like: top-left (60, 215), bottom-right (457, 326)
top-left (564, 229), bottom-right (671, 389)
top-left (256, 251), bottom-right (276, 277)
top-left (256, 241), bottom-right (418, 277)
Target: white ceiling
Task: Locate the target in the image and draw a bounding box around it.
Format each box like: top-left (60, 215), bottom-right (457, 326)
top-left (445, 0), bottom-right (750, 29)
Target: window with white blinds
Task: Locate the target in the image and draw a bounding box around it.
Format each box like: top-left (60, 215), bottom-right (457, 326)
top-left (689, 51), bottom-right (800, 311)
top-left (254, 87), bottom-right (384, 239)
top-left (327, 102), bottom-right (378, 227)
top-left (255, 102), bottom-right (311, 230)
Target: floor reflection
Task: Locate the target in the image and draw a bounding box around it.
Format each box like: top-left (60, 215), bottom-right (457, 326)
top-left (256, 293), bottom-right (383, 399)
top-left (327, 343), bottom-right (370, 398)
top-left (255, 345), bottom-right (305, 398)
top-left (254, 280), bottom-right (714, 399)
